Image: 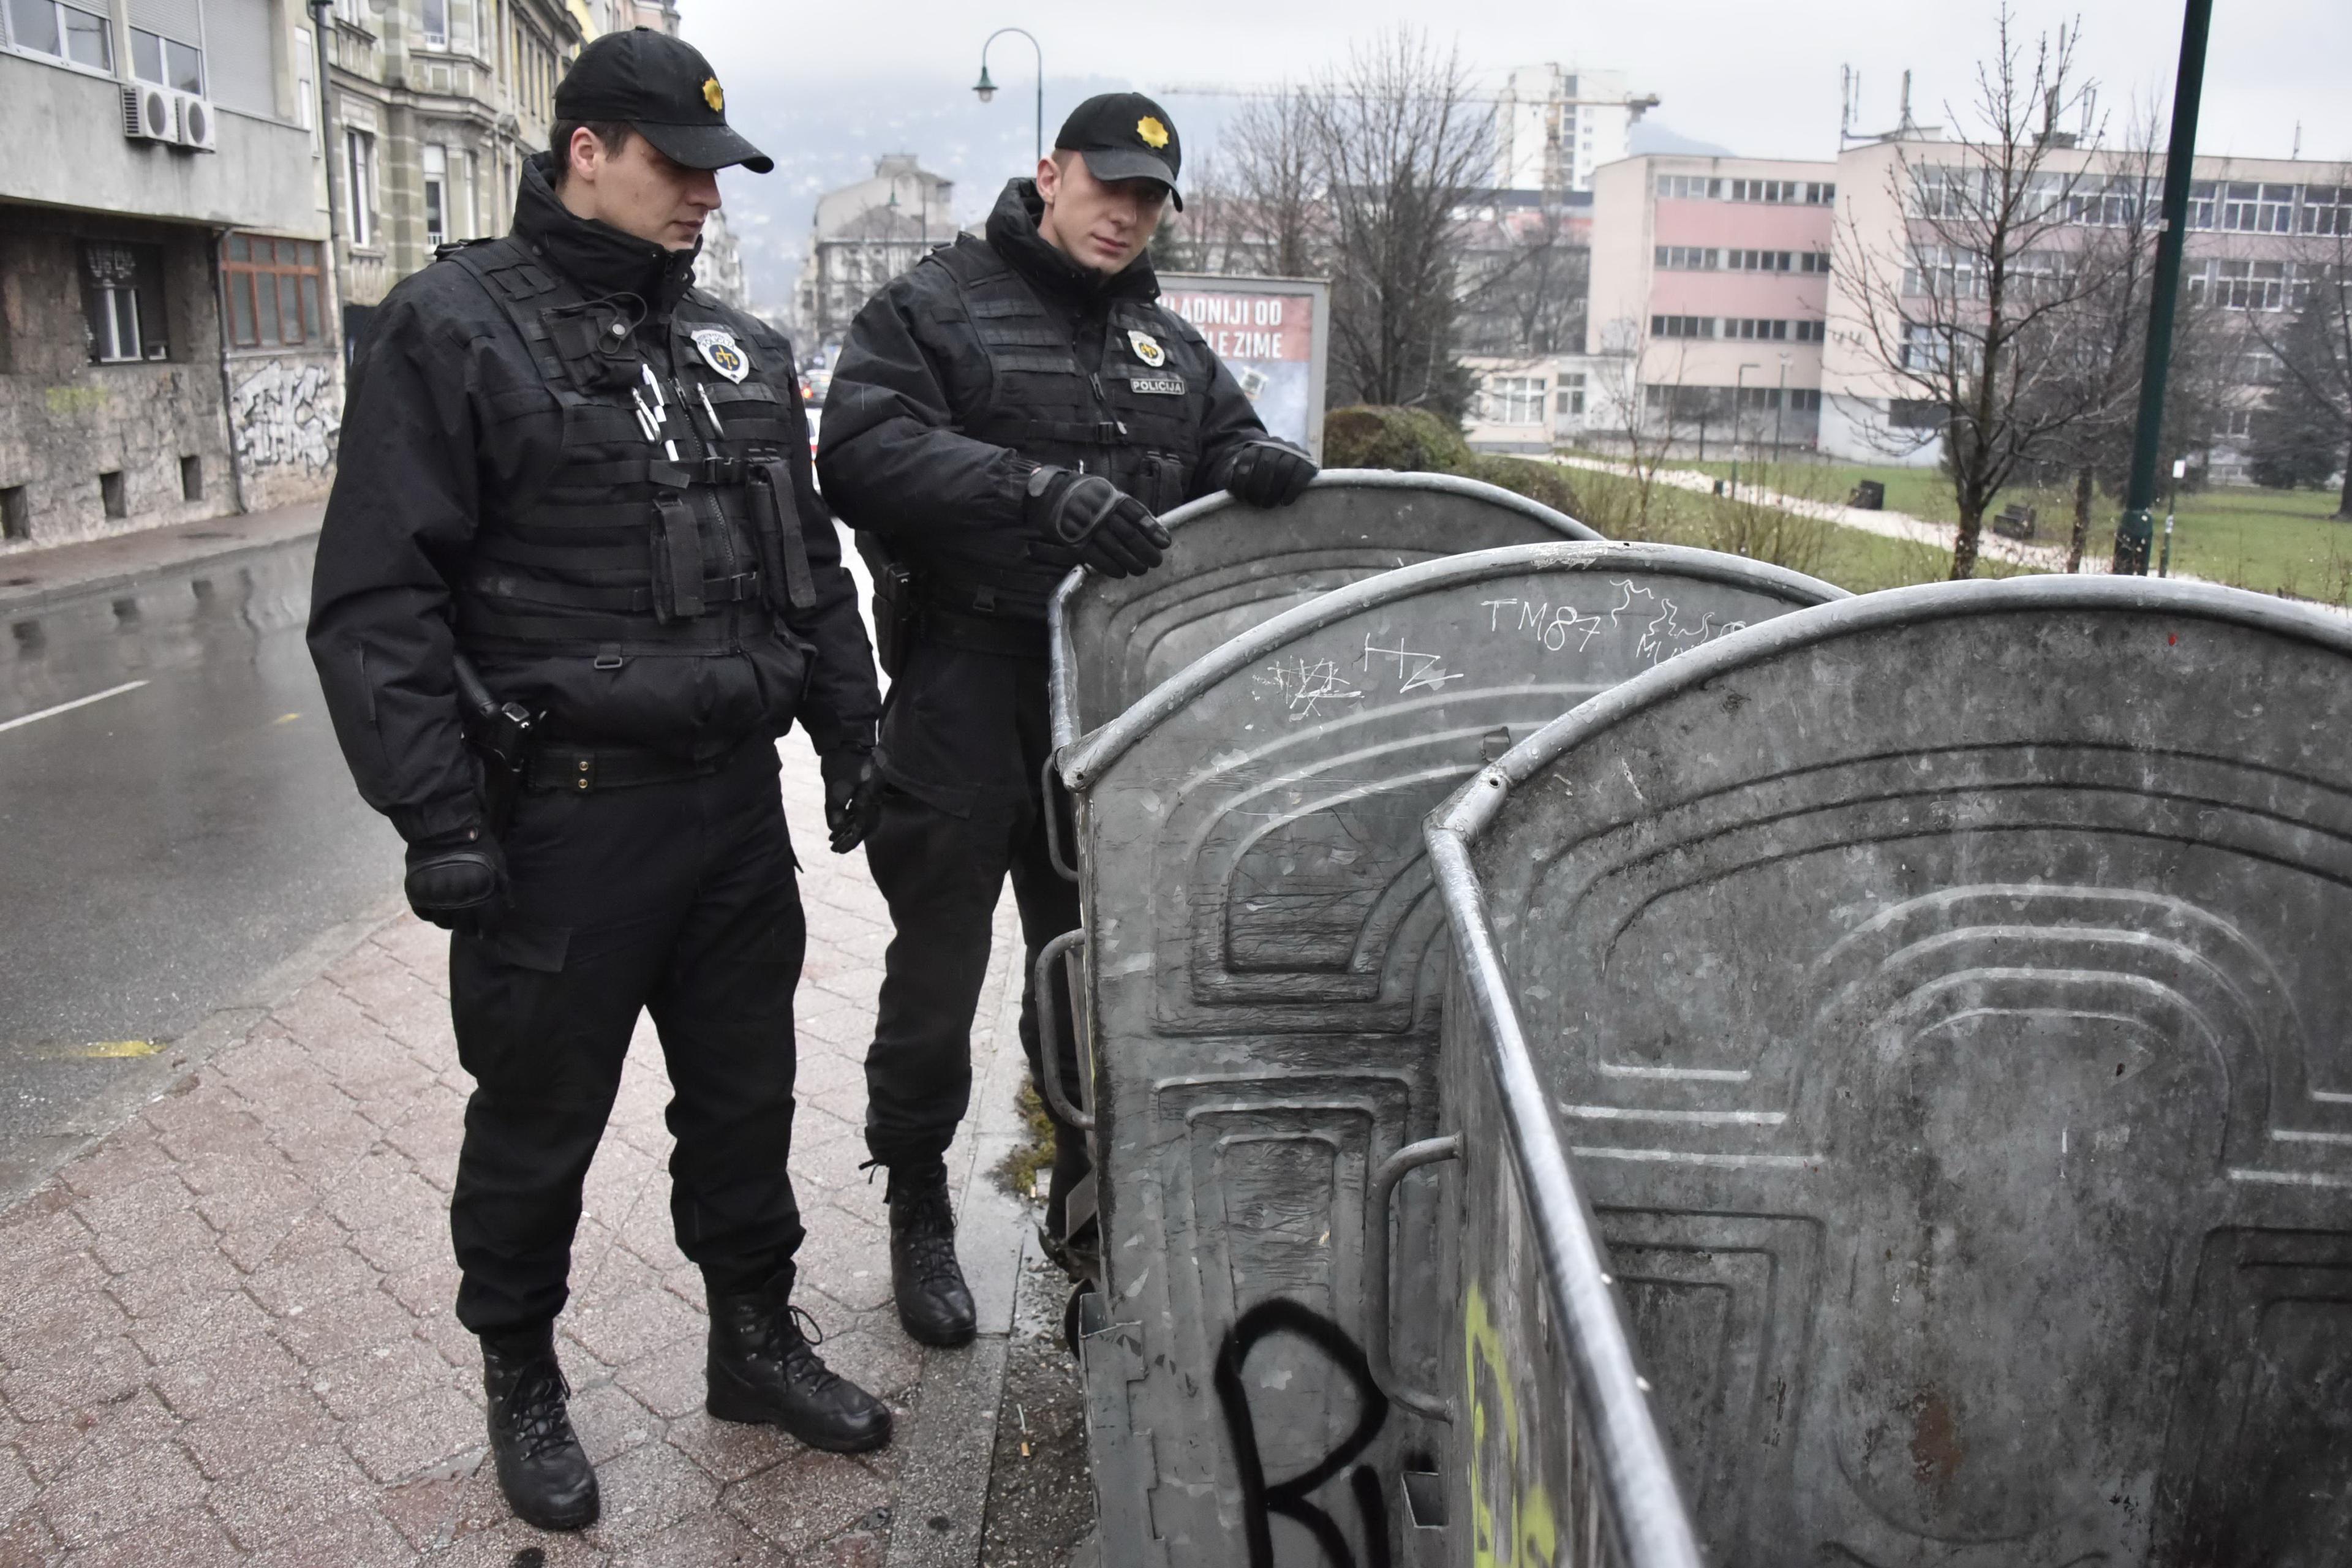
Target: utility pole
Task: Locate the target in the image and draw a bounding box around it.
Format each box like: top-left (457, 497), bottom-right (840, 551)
top-left (2113, 0), bottom-right (2214, 575)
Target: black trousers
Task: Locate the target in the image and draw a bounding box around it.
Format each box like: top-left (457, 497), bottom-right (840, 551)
top-left (862, 649), bottom-right (1085, 1186)
top-left (448, 742), bottom-right (807, 1336)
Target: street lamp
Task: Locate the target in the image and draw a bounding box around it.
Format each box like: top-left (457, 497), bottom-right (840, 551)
top-left (1773, 351), bottom-right (1790, 466)
top-left (974, 28), bottom-right (1044, 167)
top-left (1730, 363), bottom-right (1760, 498)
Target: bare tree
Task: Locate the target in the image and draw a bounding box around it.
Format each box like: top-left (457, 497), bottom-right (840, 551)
top-left (1835, 10), bottom-right (2128, 578)
top-left (1301, 30), bottom-right (1495, 415)
top-left (1456, 198), bottom-right (1589, 358)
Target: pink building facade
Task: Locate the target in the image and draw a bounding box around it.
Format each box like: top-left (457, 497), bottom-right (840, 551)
top-left (1588, 156), bottom-right (1841, 452)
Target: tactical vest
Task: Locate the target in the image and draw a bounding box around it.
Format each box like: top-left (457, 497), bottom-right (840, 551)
top-left (441, 236), bottom-right (818, 663)
top-left (922, 237), bottom-right (1216, 619)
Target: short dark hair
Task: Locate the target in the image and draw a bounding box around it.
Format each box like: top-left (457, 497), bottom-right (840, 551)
top-left (549, 121), bottom-right (635, 188)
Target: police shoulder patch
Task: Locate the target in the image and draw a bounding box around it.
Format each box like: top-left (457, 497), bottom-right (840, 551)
top-left (692, 326), bottom-right (750, 383)
top-left (1126, 328), bottom-right (1167, 368)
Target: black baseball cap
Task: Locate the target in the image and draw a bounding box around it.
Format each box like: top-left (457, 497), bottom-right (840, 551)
top-left (554, 28), bottom-right (772, 175)
top-left (1054, 92), bottom-right (1183, 209)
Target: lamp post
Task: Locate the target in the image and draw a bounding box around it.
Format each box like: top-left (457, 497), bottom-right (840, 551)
top-left (1730, 362), bottom-right (1760, 498)
top-left (1773, 352), bottom-right (1790, 467)
top-left (973, 28), bottom-right (1044, 167)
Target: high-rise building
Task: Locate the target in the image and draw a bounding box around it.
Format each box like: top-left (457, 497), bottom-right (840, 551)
top-left (1493, 65), bottom-right (1647, 196)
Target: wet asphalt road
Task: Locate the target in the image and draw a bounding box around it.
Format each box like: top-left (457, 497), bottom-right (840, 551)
top-left (0, 537), bottom-right (404, 1193)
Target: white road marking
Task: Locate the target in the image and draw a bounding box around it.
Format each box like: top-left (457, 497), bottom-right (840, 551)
top-left (0, 680), bottom-right (149, 734)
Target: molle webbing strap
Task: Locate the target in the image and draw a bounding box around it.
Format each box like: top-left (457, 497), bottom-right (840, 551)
top-left (750, 459), bottom-right (818, 612)
top-left (652, 497), bottom-right (704, 622)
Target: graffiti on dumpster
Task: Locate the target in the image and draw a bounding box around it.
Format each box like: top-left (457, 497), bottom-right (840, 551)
top-left (1359, 636), bottom-right (1467, 696)
top-left (1479, 580), bottom-right (1747, 668)
top-left (1256, 657), bottom-right (1367, 722)
top-left (1466, 1281), bottom-right (1561, 1568)
top-left (1215, 1298), bottom-right (1394, 1568)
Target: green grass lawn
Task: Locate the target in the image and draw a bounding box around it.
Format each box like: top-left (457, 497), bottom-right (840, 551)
top-left (1580, 452), bottom-right (2352, 606)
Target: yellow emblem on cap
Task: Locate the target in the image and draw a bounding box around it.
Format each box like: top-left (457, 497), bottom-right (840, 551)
top-left (703, 77), bottom-right (725, 113)
top-left (1136, 116), bottom-right (1170, 149)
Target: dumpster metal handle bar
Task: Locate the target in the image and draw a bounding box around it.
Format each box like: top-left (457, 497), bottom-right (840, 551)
top-left (1366, 1134), bottom-right (1461, 1423)
top-left (1041, 754), bottom-right (1079, 884)
top-left (1031, 929), bottom-right (1093, 1130)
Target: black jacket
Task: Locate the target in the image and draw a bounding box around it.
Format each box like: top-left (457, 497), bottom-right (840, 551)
top-left (816, 179), bottom-right (1270, 614)
top-left (309, 155), bottom-right (878, 843)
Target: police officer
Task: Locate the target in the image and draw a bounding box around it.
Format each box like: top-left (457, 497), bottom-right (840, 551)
top-left (307, 29), bottom-right (890, 1532)
top-left (816, 94), bottom-right (1319, 1345)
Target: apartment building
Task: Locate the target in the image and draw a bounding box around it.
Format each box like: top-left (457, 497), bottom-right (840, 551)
top-left (1822, 137), bottom-right (2352, 475)
top-left (1493, 64), bottom-right (1648, 196)
top-left (1586, 154), bottom-right (1841, 453)
top-left (793, 154), bottom-right (955, 354)
top-left (1, 0), bottom-right (337, 546)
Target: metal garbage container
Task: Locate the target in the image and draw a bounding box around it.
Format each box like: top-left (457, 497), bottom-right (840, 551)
top-left (1055, 534), bottom-right (1842, 1568)
top-left (1423, 576), bottom-right (2352, 1567)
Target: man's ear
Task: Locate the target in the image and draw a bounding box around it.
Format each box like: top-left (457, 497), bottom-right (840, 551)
top-left (568, 126), bottom-right (601, 187)
top-left (1035, 154), bottom-right (1061, 205)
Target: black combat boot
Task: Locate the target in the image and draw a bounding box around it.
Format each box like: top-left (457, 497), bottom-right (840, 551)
top-left (887, 1162), bottom-right (976, 1347)
top-left (706, 1280), bottom-right (893, 1453)
top-left (480, 1327), bottom-right (600, 1532)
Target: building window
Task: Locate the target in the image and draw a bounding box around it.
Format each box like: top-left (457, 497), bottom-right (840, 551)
top-left (1793, 320), bottom-right (1826, 344)
top-left (1900, 322), bottom-right (1952, 373)
top-left (1725, 249), bottom-right (1793, 272)
top-left (1727, 318), bottom-right (1790, 341)
top-left (1655, 175), bottom-right (1720, 201)
top-left (423, 143), bottom-right (448, 247)
top-left (1725, 178), bottom-right (1822, 205)
top-left (222, 235), bottom-right (327, 349)
top-left (1790, 388), bottom-right (1822, 412)
top-left (293, 26), bottom-right (317, 143)
top-left (9, 0), bottom-right (112, 69)
top-left (2217, 409), bottom-right (2255, 442)
top-left (2301, 186), bottom-right (2351, 236)
top-left (1801, 251), bottom-right (1832, 275)
top-left (422, 0), bottom-right (448, 47)
top-left (2203, 259), bottom-right (2288, 311)
top-left (1555, 373), bottom-right (1586, 417)
top-left (81, 243), bottom-right (167, 364)
top-left (1653, 315), bottom-right (1716, 340)
top-left (345, 129), bottom-right (378, 247)
top-left (1654, 246), bottom-right (1719, 271)
top-left (1485, 375), bottom-right (1547, 425)
top-left (1904, 244), bottom-right (1979, 300)
top-left (129, 28), bottom-right (203, 94)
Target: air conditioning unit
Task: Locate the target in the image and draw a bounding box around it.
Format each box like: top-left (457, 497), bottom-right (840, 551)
top-left (172, 93), bottom-right (218, 153)
top-left (121, 83), bottom-right (174, 143)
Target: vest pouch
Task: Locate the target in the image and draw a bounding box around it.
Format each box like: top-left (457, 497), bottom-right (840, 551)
top-left (748, 460), bottom-right (819, 614)
top-left (649, 496), bottom-right (704, 624)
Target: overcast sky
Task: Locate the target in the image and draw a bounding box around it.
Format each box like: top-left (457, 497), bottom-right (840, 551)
top-left (681, 0), bottom-right (2352, 170)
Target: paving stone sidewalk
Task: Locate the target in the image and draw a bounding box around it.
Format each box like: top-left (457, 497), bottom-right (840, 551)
top-left (0, 748), bottom-right (1028, 1566)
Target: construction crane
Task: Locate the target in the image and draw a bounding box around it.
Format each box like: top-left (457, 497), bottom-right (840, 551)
top-left (1153, 82), bottom-right (1661, 118)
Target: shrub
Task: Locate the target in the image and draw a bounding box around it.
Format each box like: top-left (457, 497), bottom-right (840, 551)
top-left (1324, 404), bottom-right (1472, 475)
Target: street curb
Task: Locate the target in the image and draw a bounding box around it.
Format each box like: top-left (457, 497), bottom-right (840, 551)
top-left (0, 891), bottom-right (408, 1216)
top-left (888, 924), bottom-right (1037, 1568)
top-left (0, 505), bottom-right (324, 616)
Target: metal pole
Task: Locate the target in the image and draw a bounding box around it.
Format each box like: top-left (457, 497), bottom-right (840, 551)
top-left (1774, 355), bottom-right (1789, 466)
top-left (2113, 0), bottom-right (2214, 575)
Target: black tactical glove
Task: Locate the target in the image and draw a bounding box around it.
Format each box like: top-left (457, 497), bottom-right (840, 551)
top-left (404, 825), bottom-right (507, 935)
top-left (823, 748), bottom-right (883, 854)
top-left (1023, 467), bottom-right (1170, 578)
top-left (1219, 440), bottom-right (1319, 508)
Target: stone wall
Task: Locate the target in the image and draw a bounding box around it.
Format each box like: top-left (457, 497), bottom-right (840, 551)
top-left (0, 213), bottom-right (235, 550)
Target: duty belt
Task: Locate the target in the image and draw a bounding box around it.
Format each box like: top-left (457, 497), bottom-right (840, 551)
top-left (522, 739), bottom-right (745, 793)
top-left (919, 603), bottom-right (1049, 661)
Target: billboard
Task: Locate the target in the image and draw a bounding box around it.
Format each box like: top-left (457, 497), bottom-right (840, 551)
top-left (1158, 274), bottom-right (1331, 461)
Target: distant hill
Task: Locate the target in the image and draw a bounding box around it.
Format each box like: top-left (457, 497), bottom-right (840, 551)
top-left (1627, 121), bottom-right (1738, 158)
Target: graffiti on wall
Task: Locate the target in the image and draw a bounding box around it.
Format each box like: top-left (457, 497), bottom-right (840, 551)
top-left (230, 358), bottom-right (340, 479)
top-left (1466, 1281), bottom-right (1561, 1568)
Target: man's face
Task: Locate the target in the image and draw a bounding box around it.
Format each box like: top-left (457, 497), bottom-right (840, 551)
top-left (1035, 153), bottom-right (1169, 275)
top-left (562, 129), bottom-right (720, 251)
